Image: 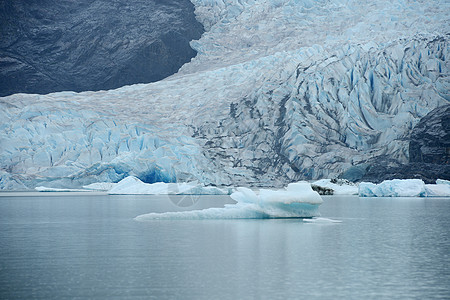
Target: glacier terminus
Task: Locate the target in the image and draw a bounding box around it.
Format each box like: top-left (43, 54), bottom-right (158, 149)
top-left (0, 0), bottom-right (449, 190)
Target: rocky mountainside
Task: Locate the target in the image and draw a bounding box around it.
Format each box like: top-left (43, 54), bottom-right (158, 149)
top-left (0, 0), bottom-right (203, 96)
top-left (409, 104), bottom-right (450, 165)
top-left (356, 105), bottom-right (450, 183)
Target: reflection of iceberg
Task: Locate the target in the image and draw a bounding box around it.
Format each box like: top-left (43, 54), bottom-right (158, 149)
top-left (135, 182), bottom-right (322, 220)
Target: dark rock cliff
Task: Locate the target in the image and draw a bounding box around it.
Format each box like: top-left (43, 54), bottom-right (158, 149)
top-left (355, 104), bottom-right (450, 183)
top-left (409, 104), bottom-right (450, 165)
top-left (0, 0), bottom-right (203, 96)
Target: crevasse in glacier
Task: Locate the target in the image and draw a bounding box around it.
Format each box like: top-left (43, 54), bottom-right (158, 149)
top-left (0, 0), bottom-right (449, 189)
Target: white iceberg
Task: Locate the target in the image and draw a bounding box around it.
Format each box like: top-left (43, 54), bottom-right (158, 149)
top-left (135, 182), bottom-right (323, 220)
top-left (436, 179), bottom-right (450, 185)
top-left (312, 179), bottom-right (358, 195)
top-left (359, 179), bottom-right (450, 197)
top-left (424, 184), bottom-right (450, 197)
top-left (107, 176), bottom-right (230, 195)
top-left (82, 182), bottom-right (116, 191)
top-left (35, 186), bottom-right (89, 192)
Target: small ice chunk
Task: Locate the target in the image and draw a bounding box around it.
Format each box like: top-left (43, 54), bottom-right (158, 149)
top-left (303, 217), bottom-right (342, 223)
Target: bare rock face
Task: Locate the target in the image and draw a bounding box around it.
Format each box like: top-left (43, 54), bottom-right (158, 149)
top-left (0, 0), bottom-right (203, 96)
top-left (356, 105), bottom-right (450, 183)
top-left (409, 104), bottom-right (450, 165)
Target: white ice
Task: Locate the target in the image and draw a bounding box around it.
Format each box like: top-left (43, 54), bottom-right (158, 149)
top-left (303, 217), bottom-right (342, 224)
top-left (108, 176), bottom-right (230, 195)
top-left (82, 182), bottom-right (116, 191)
top-left (312, 179), bottom-right (358, 195)
top-left (358, 179), bottom-right (450, 197)
top-left (135, 182), bottom-right (322, 220)
top-left (424, 184), bottom-right (450, 197)
top-left (35, 186), bottom-right (89, 192)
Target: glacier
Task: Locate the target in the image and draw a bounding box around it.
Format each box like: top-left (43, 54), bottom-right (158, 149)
top-left (0, 0), bottom-right (449, 189)
top-left (135, 182), bottom-right (322, 220)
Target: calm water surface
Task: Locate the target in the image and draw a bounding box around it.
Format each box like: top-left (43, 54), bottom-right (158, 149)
top-left (0, 193), bottom-right (449, 299)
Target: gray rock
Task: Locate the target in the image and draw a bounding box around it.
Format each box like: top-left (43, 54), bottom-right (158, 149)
top-left (409, 104), bottom-right (450, 164)
top-left (0, 0), bottom-right (203, 96)
top-left (357, 105), bottom-right (450, 183)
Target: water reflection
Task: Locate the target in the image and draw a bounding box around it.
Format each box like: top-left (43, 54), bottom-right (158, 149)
top-left (0, 194), bottom-right (449, 299)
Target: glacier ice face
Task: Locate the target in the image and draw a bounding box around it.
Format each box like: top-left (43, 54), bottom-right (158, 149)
top-left (134, 182), bottom-right (322, 220)
top-left (0, 0), bottom-right (449, 189)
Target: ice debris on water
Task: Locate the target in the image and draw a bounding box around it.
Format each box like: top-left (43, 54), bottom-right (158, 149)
top-left (107, 176), bottom-right (231, 195)
top-left (135, 182), bottom-right (323, 220)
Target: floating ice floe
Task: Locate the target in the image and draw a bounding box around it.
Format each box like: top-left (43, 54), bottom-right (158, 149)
top-left (303, 217), bottom-right (342, 224)
top-left (424, 180), bottom-right (450, 197)
top-left (82, 182), bottom-right (116, 191)
top-left (107, 176), bottom-right (231, 195)
top-left (35, 186), bottom-right (89, 192)
top-left (359, 179), bottom-right (450, 197)
top-left (135, 182), bottom-right (323, 220)
top-left (312, 179), bottom-right (358, 195)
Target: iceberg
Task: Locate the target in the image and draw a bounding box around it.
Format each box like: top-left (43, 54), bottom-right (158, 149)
top-left (35, 186), bottom-right (89, 192)
top-left (436, 179), bottom-right (450, 185)
top-left (424, 184), bottom-right (450, 197)
top-left (108, 176), bottom-right (230, 195)
top-left (312, 179), bottom-right (358, 195)
top-left (135, 182), bottom-right (322, 220)
top-left (82, 182), bottom-right (116, 191)
top-left (359, 179), bottom-right (427, 197)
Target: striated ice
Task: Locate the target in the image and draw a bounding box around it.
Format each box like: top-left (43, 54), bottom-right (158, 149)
top-left (135, 182), bottom-right (322, 220)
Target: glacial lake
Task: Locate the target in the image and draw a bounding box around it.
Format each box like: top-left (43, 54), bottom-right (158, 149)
top-left (0, 193), bottom-right (449, 299)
